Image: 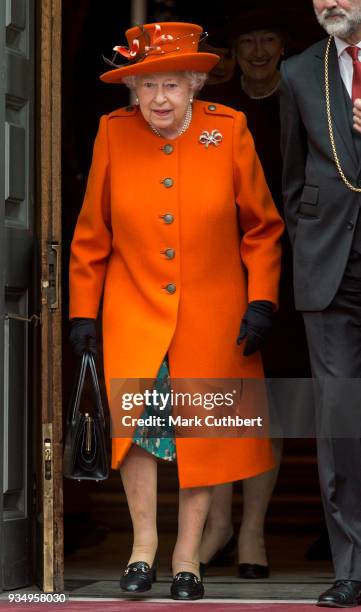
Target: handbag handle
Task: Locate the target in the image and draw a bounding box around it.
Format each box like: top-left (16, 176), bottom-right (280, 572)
top-left (68, 352), bottom-right (106, 427)
top-left (68, 352), bottom-right (89, 426)
top-left (87, 352), bottom-right (106, 426)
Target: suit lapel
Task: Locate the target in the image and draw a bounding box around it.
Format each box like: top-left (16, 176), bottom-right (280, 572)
top-left (314, 39), bottom-right (358, 172)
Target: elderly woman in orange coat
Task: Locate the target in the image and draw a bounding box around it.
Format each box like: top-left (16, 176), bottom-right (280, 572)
top-left (69, 21), bottom-right (284, 601)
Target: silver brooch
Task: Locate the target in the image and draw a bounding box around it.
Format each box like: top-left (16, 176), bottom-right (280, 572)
top-left (199, 130), bottom-right (223, 148)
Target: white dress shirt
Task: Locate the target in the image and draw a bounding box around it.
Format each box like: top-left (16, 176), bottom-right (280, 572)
top-left (334, 36), bottom-right (361, 99)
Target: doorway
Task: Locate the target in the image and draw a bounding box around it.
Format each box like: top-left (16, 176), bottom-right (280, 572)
top-left (61, 0), bottom-right (330, 599)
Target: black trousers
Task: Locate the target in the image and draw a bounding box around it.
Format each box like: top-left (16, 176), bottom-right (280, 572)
top-left (303, 250), bottom-right (361, 580)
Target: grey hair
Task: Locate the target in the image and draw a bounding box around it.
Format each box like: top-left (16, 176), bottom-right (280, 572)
top-left (121, 71), bottom-right (208, 92)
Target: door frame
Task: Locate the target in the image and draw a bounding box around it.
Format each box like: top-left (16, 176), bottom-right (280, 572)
top-left (0, 0), bottom-right (5, 592)
top-left (38, 0), bottom-right (63, 593)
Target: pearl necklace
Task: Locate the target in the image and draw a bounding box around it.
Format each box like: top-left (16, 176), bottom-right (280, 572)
top-left (149, 102), bottom-right (193, 138)
top-left (241, 75), bottom-right (280, 100)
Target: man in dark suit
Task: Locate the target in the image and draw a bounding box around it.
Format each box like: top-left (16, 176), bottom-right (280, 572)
top-left (280, 0), bottom-right (361, 607)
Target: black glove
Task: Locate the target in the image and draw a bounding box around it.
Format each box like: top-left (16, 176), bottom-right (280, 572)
top-left (237, 301), bottom-right (273, 357)
top-left (69, 318), bottom-right (97, 357)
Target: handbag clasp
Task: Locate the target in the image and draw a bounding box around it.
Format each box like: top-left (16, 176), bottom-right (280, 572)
top-left (85, 413), bottom-right (93, 454)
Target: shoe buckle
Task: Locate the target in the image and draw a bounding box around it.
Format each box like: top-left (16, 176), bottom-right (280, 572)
top-left (176, 573), bottom-right (199, 583)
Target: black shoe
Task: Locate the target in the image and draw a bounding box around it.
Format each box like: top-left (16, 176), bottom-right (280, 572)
top-left (200, 533), bottom-right (236, 577)
top-left (317, 580), bottom-right (361, 608)
top-left (119, 561), bottom-right (157, 593)
top-left (170, 572), bottom-right (204, 600)
top-left (238, 563), bottom-right (270, 579)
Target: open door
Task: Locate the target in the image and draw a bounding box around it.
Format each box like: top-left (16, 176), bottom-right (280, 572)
top-left (38, 0), bottom-right (64, 593)
top-left (0, 0), bottom-right (36, 591)
top-left (0, 0), bottom-right (63, 593)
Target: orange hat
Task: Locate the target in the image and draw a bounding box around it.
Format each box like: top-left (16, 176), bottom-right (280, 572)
top-left (100, 22), bottom-right (220, 84)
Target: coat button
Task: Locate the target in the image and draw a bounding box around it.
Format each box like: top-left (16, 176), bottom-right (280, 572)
top-left (164, 248), bottom-right (175, 259)
top-left (347, 221), bottom-right (354, 230)
top-left (208, 104), bottom-right (217, 111)
top-left (162, 144), bottom-right (173, 155)
top-left (162, 213), bottom-right (174, 224)
top-left (162, 177), bottom-right (174, 188)
top-left (165, 283), bottom-right (176, 294)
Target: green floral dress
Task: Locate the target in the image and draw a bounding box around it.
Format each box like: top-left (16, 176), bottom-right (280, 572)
top-left (133, 357), bottom-right (176, 461)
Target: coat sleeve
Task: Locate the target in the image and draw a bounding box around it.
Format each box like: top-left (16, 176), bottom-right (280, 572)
top-left (69, 115), bottom-right (112, 318)
top-left (233, 111), bottom-right (284, 307)
top-left (279, 61), bottom-right (307, 245)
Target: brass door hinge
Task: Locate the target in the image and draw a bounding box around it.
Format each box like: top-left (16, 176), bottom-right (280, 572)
top-left (44, 438), bottom-right (52, 481)
top-left (42, 424), bottom-right (54, 593)
top-left (41, 242), bottom-right (61, 310)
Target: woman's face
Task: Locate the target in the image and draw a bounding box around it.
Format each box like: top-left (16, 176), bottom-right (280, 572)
top-left (235, 29), bottom-right (284, 83)
top-left (135, 73), bottom-right (193, 134)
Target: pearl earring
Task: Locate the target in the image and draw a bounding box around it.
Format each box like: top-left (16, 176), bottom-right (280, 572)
top-left (190, 97), bottom-right (194, 103)
top-left (135, 96), bottom-right (139, 104)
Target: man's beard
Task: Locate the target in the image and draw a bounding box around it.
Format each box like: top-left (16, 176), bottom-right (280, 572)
top-left (316, 6), bottom-right (361, 38)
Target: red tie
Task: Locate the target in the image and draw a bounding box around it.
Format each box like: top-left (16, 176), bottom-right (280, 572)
top-left (346, 46), bottom-right (361, 102)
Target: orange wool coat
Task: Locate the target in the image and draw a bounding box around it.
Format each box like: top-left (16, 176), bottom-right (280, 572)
top-left (69, 100), bottom-right (284, 488)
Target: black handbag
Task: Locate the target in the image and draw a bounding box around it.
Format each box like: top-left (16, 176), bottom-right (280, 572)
top-left (63, 351), bottom-right (109, 480)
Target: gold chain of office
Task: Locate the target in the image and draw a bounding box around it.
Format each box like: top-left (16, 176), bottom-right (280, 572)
top-left (325, 35), bottom-right (361, 193)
